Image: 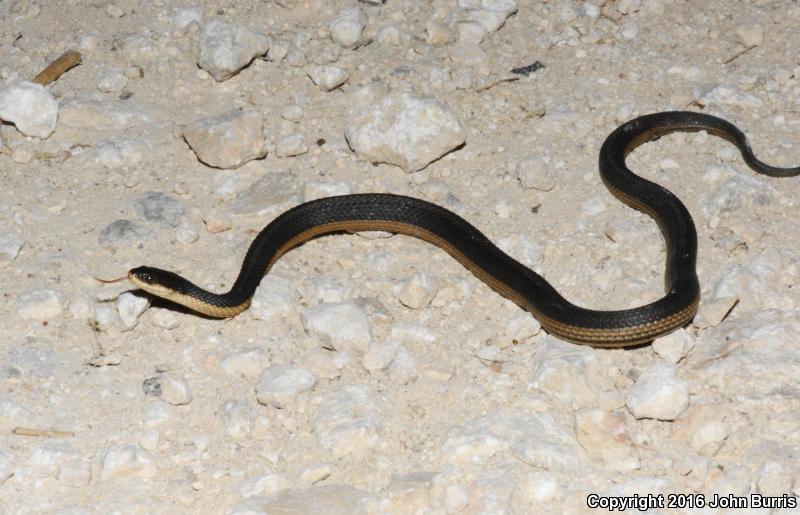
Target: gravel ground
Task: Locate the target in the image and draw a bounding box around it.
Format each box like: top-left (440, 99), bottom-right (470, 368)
top-left (1, 1), bottom-right (800, 513)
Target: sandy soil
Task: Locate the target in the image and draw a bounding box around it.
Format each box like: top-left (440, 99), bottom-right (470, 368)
top-left (1, 1), bottom-right (800, 513)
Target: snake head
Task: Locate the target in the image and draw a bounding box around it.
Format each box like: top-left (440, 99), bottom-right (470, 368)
top-left (128, 266), bottom-right (157, 285)
top-left (127, 266), bottom-right (185, 298)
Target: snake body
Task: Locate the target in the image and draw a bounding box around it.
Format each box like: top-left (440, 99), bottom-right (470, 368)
top-left (129, 111), bottom-right (800, 347)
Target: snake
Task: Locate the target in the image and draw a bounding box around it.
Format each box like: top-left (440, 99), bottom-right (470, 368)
top-left (128, 111), bottom-right (800, 347)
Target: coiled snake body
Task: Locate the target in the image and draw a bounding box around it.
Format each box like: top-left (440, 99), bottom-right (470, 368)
top-left (129, 112), bottom-right (800, 347)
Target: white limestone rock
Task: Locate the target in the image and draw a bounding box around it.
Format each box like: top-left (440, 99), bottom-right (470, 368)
top-left (626, 363), bottom-right (689, 420)
top-left (197, 19), bottom-right (270, 81)
top-left (116, 292), bottom-right (150, 330)
top-left (0, 81), bottom-right (59, 138)
top-left (183, 109), bottom-right (266, 169)
top-left (456, 0), bottom-right (518, 33)
top-left (255, 364), bottom-right (317, 408)
top-left (344, 91), bottom-right (465, 172)
top-left (301, 301), bottom-right (372, 354)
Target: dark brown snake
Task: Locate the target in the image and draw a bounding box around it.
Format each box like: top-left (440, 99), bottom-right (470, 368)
top-left (129, 111), bottom-right (800, 347)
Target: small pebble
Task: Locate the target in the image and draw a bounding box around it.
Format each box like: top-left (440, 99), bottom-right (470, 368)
top-left (516, 156), bottom-right (555, 191)
top-left (91, 139), bottom-right (147, 170)
top-left (300, 348), bottom-right (348, 380)
top-left (448, 42), bottom-right (487, 66)
top-left (300, 463), bottom-right (332, 485)
top-left (458, 0), bottom-right (518, 33)
top-left (309, 276), bottom-right (350, 304)
top-left (220, 348), bottom-right (270, 378)
top-left (275, 133), bottom-right (309, 157)
top-left (99, 444), bottom-right (139, 480)
top-left (696, 296), bottom-right (738, 329)
top-left (138, 429), bottom-right (160, 451)
top-left (426, 20), bottom-right (456, 46)
top-left (476, 344), bottom-right (500, 362)
top-left (329, 7), bottom-right (367, 49)
top-left (116, 291), bottom-right (150, 330)
top-left (362, 340), bottom-right (397, 371)
top-left (626, 363), bottom-right (689, 420)
top-left (97, 219), bottom-right (152, 246)
top-left (93, 304), bottom-right (119, 331)
top-left (398, 272), bottom-right (437, 309)
top-left (494, 200), bottom-right (511, 218)
top-left (619, 21), bottom-right (639, 39)
top-left (308, 44), bottom-right (341, 65)
top-left (690, 420), bottom-right (728, 455)
top-left (175, 221), bottom-right (200, 244)
top-left (0, 452), bottom-right (13, 485)
top-left (280, 105), bottom-right (304, 122)
top-left (455, 20), bottom-right (488, 44)
top-left (152, 308), bottom-right (179, 329)
top-left (376, 25), bottom-right (408, 46)
top-left (255, 364), bottom-right (317, 408)
top-left (16, 289), bottom-right (62, 321)
top-left (581, 197), bottom-right (606, 216)
top-left (97, 68), bottom-right (128, 93)
top-left (652, 328), bottom-right (695, 364)
top-left (143, 401), bottom-right (171, 428)
top-left (134, 191), bottom-right (185, 227)
top-left (387, 346), bottom-right (419, 385)
top-left (735, 23), bottom-right (764, 47)
top-left (283, 46), bottom-right (307, 67)
top-left (238, 473), bottom-right (289, 498)
top-left (106, 4), bottom-right (124, 18)
top-left (174, 7), bottom-right (204, 30)
top-left (307, 65), bottom-right (349, 92)
top-left (219, 398), bottom-right (256, 438)
top-left (142, 373), bottom-right (193, 405)
top-left (0, 234), bottom-right (24, 260)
